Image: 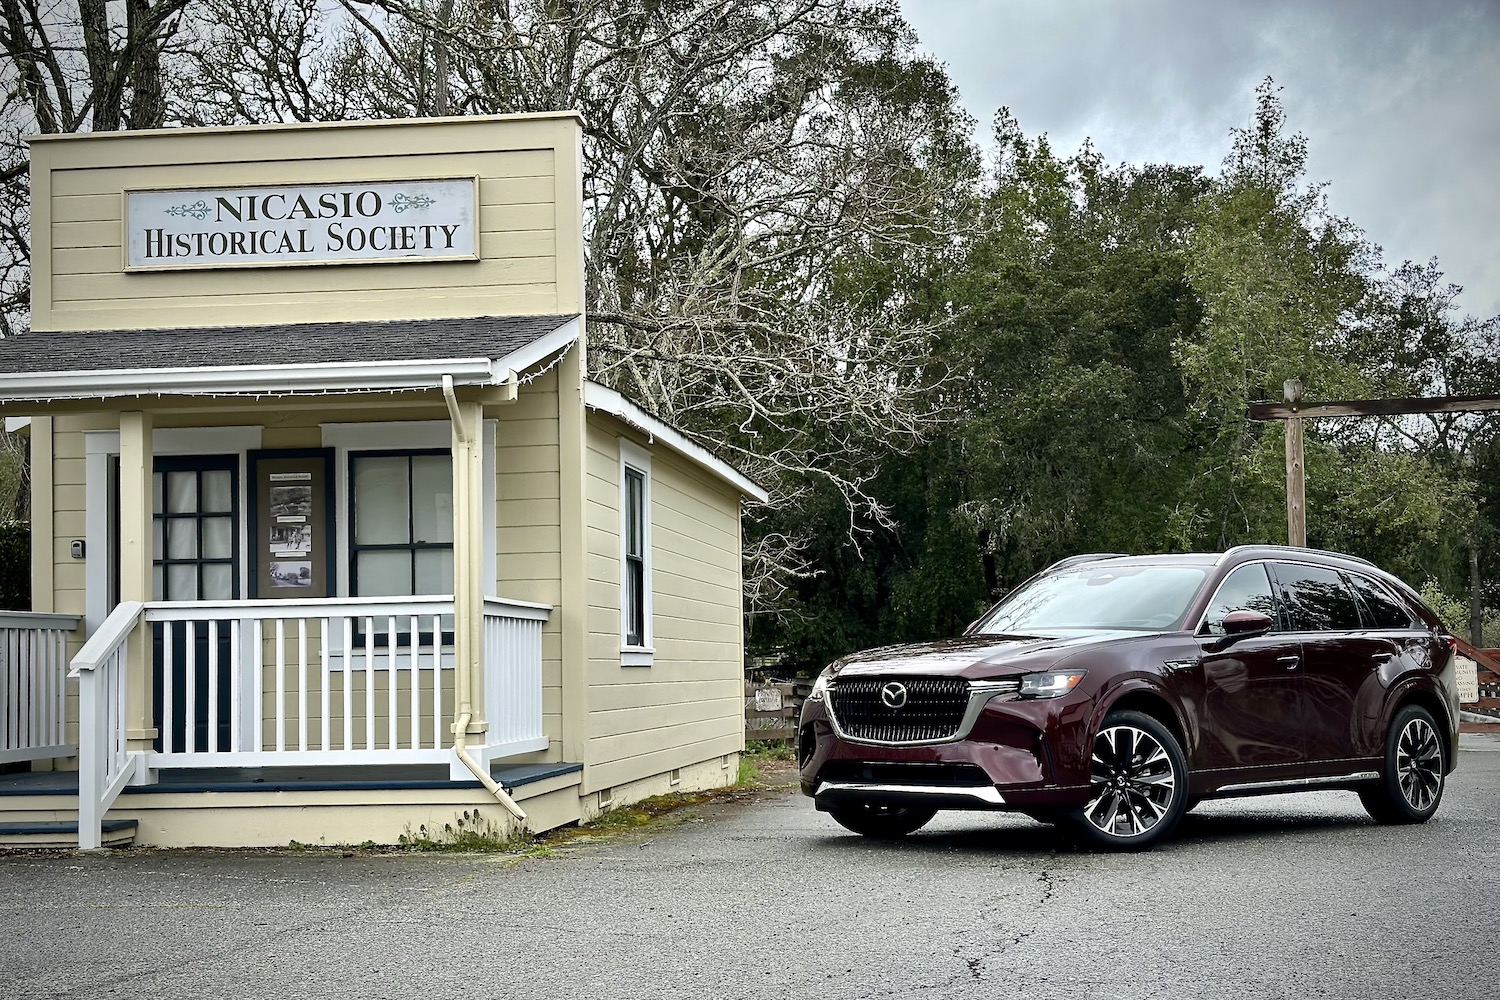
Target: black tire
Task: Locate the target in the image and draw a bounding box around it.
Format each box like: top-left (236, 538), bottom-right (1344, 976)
top-left (1069, 709), bottom-right (1189, 851)
top-left (1360, 704), bottom-right (1446, 825)
top-left (827, 802), bottom-right (937, 839)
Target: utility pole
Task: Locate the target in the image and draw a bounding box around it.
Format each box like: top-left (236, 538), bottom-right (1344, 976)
top-left (1284, 378), bottom-right (1306, 547)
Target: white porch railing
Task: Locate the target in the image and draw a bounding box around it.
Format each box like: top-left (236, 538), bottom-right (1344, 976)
top-left (482, 598), bottom-right (550, 760)
top-left (69, 595), bottom-right (551, 849)
top-left (71, 602), bottom-right (145, 850)
top-left (0, 611), bottom-right (80, 764)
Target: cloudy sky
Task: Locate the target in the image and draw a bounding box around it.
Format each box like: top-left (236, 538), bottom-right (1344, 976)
top-left (898, 0), bottom-right (1500, 321)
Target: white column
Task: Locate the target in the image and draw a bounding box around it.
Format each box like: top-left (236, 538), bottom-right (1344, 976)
top-left (118, 410), bottom-right (156, 753)
top-left (451, 399), bottom-right (486, 753)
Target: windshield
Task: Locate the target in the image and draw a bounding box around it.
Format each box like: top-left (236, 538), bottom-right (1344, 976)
top-left (974, 564), bottom-right (1208, 633)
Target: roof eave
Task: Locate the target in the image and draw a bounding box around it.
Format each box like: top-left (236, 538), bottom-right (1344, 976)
top-left (0, 357), bottom-right (502, 402)
top-left (583, 381), bottom-right (769, 503)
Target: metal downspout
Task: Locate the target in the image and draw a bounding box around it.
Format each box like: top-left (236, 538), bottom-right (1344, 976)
top-left (443, 374), bottom-right (527, 823)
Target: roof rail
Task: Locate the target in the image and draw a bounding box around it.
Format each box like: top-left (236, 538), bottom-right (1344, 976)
top-left (1217, 544), bottom-right (1376, 568)
top-left (1039, 553), bottom-right (1131, 575)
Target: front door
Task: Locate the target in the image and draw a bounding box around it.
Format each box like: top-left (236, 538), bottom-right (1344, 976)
top-left (151, 456), bottom-right (239, 753)
top-left (1194, 562), bottom-right (1307, 781)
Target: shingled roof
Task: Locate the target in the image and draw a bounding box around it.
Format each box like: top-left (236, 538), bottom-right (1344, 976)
top-left (0, 314), bottom-right (579, 401)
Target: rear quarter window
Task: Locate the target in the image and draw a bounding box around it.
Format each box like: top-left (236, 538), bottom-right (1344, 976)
top-left (1275, 563), bottom-right (1362, 631)
top-left (1347, 573), bottom-right (1418, 629)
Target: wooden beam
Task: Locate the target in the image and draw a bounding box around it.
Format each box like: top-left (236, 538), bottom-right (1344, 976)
top-left (1251, 394), bottom-right (1500, 421)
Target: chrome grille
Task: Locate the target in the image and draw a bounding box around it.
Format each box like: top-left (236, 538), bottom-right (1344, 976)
top-left (829, 676), bottom-right (973, 743)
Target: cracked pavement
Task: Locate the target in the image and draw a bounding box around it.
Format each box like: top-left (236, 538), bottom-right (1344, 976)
top-left (2, 742), bottom-right (1498, 999)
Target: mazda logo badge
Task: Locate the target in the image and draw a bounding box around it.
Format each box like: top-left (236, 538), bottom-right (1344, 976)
top-left (880, 681), bottom-right (908, 709)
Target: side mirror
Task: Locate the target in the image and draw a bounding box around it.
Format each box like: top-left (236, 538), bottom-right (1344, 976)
top-left (1206, 609), bottom-right (1274, 651)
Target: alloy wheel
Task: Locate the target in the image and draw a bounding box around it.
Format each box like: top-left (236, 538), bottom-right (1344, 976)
top-left (1085, 724), bottom-right (1178, 839)
top-left (1395, 715), bottom-right (1443, 812)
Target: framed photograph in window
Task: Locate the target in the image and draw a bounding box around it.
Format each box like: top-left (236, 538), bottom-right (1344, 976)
top-left (248, 449), bottom-right (336, 599)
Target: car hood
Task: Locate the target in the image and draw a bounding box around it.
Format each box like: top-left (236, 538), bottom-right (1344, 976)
top-left (827, 631), bottom-right (1148, 681)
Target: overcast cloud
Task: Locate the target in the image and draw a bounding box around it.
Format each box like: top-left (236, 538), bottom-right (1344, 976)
top-left (899, 0), bottom-right (1500, 320)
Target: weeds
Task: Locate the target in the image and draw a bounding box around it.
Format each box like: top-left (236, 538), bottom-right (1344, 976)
top-left (397, 809), bottom-right (547, 855)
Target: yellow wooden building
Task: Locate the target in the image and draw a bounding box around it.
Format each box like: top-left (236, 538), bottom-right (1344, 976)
top-left (0, 113), bottom-right (764, 849)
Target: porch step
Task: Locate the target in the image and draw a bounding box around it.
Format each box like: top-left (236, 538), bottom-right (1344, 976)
top-left (0, 819), bottom-right (137, 848)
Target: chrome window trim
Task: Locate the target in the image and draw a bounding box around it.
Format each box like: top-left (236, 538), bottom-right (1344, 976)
top-left (825, 678), bottom-right (1019, 747)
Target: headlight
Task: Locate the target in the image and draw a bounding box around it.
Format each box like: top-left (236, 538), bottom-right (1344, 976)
top-left (1019, 670), bottom-right (1087, 699)
top-left (807, 670), bottom-right (832, 700)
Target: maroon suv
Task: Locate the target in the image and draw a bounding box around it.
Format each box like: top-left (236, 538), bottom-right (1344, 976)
top-left (796, 546), bottom-right (1460, 850)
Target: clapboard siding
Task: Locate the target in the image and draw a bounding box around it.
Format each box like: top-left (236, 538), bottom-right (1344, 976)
top-left (32, 116), bottom-right (579, 330)
top-left (582, 411), bottom-right (746, 787)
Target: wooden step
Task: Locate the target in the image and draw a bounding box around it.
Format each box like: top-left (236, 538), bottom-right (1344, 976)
top-left (0, 819), bottom-right (137, 848)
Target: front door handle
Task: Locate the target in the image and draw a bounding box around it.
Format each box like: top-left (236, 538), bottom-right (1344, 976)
top-left (1277, 654), bottom-right (1300, 670)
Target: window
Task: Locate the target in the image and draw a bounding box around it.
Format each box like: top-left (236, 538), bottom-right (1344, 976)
top-left (1348, 573), bottom-right (1417, 630)
top-left (1276, 563), bottom-right (1362, 631)
top-left (619, 438), bottom-right (653, 664)
top-left (152, 458), bottom-right (238, 602)
top-left (350, 450), bottom-right (453, 597)
top-left (976, 565), bottom-right (1206, 633)
top-left (1200, 563), bottom-right (1280, 635)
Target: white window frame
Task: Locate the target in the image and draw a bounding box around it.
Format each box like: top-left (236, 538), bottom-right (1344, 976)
top-left (321, 420), bottom-right (497, 600)
top-left (618, 437), bottom-right (654, 666)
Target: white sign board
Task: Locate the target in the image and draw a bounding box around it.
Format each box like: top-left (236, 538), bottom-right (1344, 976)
top-left (1455, 654), bottom-right (1479, 704)
top-left (754, 688), bottom-right (784, 712)
top-left (125, 178), bottom-right (477, 270)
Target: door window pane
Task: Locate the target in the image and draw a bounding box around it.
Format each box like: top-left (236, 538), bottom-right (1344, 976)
top-left (166, 471), bottom-right (198, 514)
top-left (1202, 564), bottom-right (1279, 634)
top-left (202, 517), bottom-right (233, 560)
top-left (411, 455), bottom-right (454, 544)
top-left (201, 470), bottom-right (233, 513)
top-left (166, 564), bottom-right (199, 601)
top-left (354, 456), bottom-right (410, 545)
top-left (166, 519), bottom-right (198, 559)
top-left (201, 563), bottom-right (234, 601)
top-left (355, 550), bottom-right (412, 597)
top-left (1279, 564), bottom-right (1362, 631)
top-left (152, 520), bottom-right (163, 561)
top-left (152, 472), bottom-right (163, 516)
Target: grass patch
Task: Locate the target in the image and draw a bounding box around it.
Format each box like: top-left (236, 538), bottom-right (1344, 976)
top-left (738, 740), bottom-right (795, 786)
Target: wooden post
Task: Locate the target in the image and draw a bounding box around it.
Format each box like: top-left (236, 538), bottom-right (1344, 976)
top-left (1284, 379), bottom-right (1306, 547)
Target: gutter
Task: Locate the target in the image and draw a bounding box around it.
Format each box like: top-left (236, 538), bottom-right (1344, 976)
top-left (442, 373), bottom-right (524, 821)
top-left (452, 710), bottom-right (528, 822)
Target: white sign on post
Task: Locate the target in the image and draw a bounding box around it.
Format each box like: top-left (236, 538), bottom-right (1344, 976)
top-left (125, 178), bottom-right (478, 270)
top-left (1455, 654), bottom-right (1479, 704)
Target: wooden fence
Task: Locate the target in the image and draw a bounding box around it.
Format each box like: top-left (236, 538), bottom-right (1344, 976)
top-left (744, 680), bottom-right (809, 743)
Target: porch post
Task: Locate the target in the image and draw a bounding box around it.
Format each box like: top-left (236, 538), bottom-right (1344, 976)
top-left (451, 399), bottom-right (487, 757)
top-left (118, 410), bottom-right (157, 754)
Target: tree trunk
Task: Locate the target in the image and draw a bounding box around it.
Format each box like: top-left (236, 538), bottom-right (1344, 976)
top-left (126, 0), bottom-right (167, 129)
top-left (1469, 538), bottom-right (1482, 647)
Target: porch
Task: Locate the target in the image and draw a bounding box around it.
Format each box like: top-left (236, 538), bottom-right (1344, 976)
top-left (0, 595), bottom-right (559, 848)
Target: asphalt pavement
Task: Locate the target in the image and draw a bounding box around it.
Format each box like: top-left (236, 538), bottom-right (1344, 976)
top-left (3, 738), bottom-right (1498, 1000)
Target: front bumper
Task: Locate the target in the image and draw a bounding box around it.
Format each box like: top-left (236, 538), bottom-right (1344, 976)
top-left (797, 685), bottom-right (1094, 811)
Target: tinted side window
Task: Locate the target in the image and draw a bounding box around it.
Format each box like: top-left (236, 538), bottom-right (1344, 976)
top-left (1278, 564), bottom-right (1362, 631)
top-left (1202, 563), bottom-right (1280, 635)
top-left (1348, 574), bottom-right (1416, 629)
